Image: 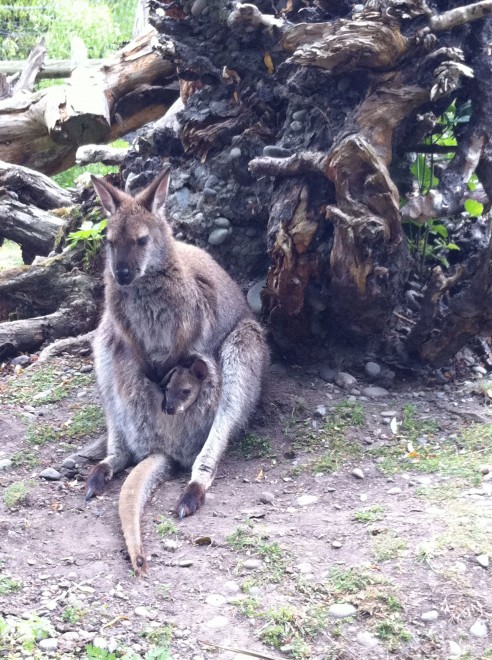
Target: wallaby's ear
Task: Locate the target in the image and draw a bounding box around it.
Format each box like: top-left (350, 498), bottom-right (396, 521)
top-left (191, 359), bottom-right (208, 382)
top-left (136, 165), bottom-right (171, 219)
top-left (91, 175), bottom-right (126, 215)
top-left (160, 366), bottom-right (177, 391)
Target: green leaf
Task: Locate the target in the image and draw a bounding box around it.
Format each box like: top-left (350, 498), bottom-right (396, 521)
top-left (464, 199), bottom-right (484, 217)
top-left (431, 223), bottom-right (448, 238)
top-left (446, 243), bottom-right (461, 251)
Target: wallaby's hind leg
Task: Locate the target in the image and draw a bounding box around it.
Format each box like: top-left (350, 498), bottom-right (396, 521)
top-left (177, 319), bottom-right (268, 518)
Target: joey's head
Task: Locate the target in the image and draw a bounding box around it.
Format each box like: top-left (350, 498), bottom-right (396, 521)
top-left (160, 359), bottom-right (209, 415)
top-left (91, 167), bottom-right (172, 287)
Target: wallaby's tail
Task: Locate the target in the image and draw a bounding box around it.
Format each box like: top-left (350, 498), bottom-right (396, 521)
top-left (119, 454), bottom-right (171, 576)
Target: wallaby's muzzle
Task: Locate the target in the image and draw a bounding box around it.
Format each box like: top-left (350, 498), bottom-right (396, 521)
top-left (115, 264), bottom-right (134, 286)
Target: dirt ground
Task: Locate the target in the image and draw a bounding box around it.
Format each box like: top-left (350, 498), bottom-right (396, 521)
top-left (0, 350), bottom-right (491, 660)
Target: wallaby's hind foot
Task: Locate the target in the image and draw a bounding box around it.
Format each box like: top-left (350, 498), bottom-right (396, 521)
top-left (85, 462), bottom-right (113, 500)
top-left (177, 481), bottom-right (206, 519)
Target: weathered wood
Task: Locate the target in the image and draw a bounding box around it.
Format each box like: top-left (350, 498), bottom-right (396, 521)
top-left (13, 38), bottom-right (47, 94)
top-left (0, 59), bottom-right (105, 80)
top-left (0, 26), bottom-right (177, 175)
top-left (0, 250), bottom-right (102, 358)
top-left (76, 144), bottom-right (129, 166)
top-left (0, 161), bottom-right (72, 209)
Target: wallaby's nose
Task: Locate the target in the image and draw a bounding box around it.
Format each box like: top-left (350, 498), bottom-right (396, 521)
top-left (115, 265), bottom-right (132, 286)
top-left (166, 403), bottom-right (176, 415)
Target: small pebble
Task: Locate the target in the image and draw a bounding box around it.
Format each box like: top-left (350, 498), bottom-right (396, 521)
top-left (297, 495), bottom-right (318, 506)
top-left (243, 559), bottom-right (262, 569)
top-left (328, 603), bottom-right (356, 618)
top-left (80, 365), bottom-right (93, 373)
top-left (475, 554), bottom-right (489, 568)
top-left (134, 606), bottom-right (152, 618)
top-left (470, 619), bottom-right (488, 638)
top-left (421, 610), bottom-right (438, 622)
top-left (380, 410), bottom-right (397, 418)
top-left (178, 559), bottom-right (193, 568)
top-left (62, 458), bottom-right (76, 469)
top-left (365, 361), bottom-right (381, 378)
top-left (208, 228), bottom-right (229, 246)
top-left (356, 631), bottom-right (378, 648)
top-left (352, 468), bottom-right (364, 480)
top-left (223, 581), bottom-right (240, 594)
top-left (259, 491), bottom-right (274, 504)
top-left (206, 615), bottom-right (229, 629)
top-left (38, 638), bottom-right (58, 651)
top-left (230, 147), bottom-right (242, 159)
top-left (205, 594), bottom-right (226, 607)
top-left (362, 386), bottom-right (389, 398)
top-left (448, 641), bottom-right (462, 657)
top-left (0, 459), bottom-right (13, 470)
top-left (39, 468), bottom-right (61, 481)
top-left (314, 405), bottom-right (326, 417)
top-left (214, 217), bottom-right (230, 228)
top-left (331, 540), bottom-right (342, 549)
top-left (387, 487), bottom-right (402, 495)
top-left (479, 464), bottom-right (491, 475)
top-left (335, 372), bottom-right (357, 389)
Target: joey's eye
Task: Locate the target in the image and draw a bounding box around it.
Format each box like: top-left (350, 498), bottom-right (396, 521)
top-left (182, 388), bottom-right (191, 396)
top-left (137, 236), bottom-right (149, 247)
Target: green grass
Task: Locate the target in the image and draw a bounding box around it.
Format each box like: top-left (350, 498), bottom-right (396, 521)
top-left (62, 605), bottom-right (86, 625)
top-left (371, 532), bottom-right (408, 561)
top-left (0, 240), bottom-right (23, 271)
top-left (0, 614), bottom-right (55, 654)
top-left (10, 451), bottom-right (39, 469)
top-left (258, 605), bottom-right (326, 659)
top-left (353, 505), bottom-right (386, 523)
top-left (155, 516), bottom-right (178, 537)
top-left (0, 575), bottom-right (22, 595)
top-left (0, 363), bottom-right (94, 408)
top-left (232, 433), bottom-right (272, 459)
top-left (3, 482), bottom-right (29, 508)
top-left (25, 404), bottom-right (105, 446)
top-left (53, 140), bottom-right (127, 189)
top-left (291, 401), bottom-right (365, 474)
top-left (227, 524), bottom-right (290, 583)
top-left (375, 620), bottom-right (412, 650)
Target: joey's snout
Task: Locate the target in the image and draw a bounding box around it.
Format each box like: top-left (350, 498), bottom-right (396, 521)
top-left (165, 402), bottom-right (176, 415)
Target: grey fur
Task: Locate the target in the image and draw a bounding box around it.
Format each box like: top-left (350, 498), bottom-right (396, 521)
top-left (87, 169), bottom-right (269, 526)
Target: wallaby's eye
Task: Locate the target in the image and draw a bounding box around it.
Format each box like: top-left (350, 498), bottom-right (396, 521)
top-left (137, 236), bottom-right (149, 247)
top-left (182, 388), bottom-right (191, 396)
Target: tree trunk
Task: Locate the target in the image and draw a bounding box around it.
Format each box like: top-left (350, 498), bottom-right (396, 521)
top-left (0, 26), bottom-right (177, 175)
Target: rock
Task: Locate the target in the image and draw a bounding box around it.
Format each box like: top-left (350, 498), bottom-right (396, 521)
top-left (206, 594), bottom-right (226, 606)
top-left (297, 495), bottom-right (318, 506)
top-left (11, 355), bottom-right (31, 366)
top-left (331, 540), bottom-right (342, 549)
top-left (163, 539), bottom-right (179, 552)
top-left (335, 372), bottom-right (357, 389)
top-left (79, 365), bottom-right (93, 373)
top-left (356, 631), bottom-right (378, 648)
top-left (208, 228), bottom-right (230, 246)
top-left (92, 636), bottom-right (108, 649)
top-left (319, 365), bottom-right (336, 382)
top-left (0, 459), bottom-right (13, 470)
top-left (259, 491), bottom-right (274, 504)
top-left (38, 638), bottom-right (58, 651)
top-left (39, 468), bottom-right (61, 481)
top-left (290, 120), bottom-right (303, 131)
top-left (230, 147), bottom-right (242, 159)
top-left (243, 559), bottom-right (262, 569)
top-left (223, 581), bottom-right (241, 594)
top-left (475, 554), bottom-right (489, 568)
top-left (448, 641), bottom-right (462, 657)
top-left (298, 562), bottom-right (313, 574)
top-left (479, 464), bottom-right (491, 475)
top-left (178, 559), bottom-right (193, 567)
top-left (352, 468), bottom-right (364, 480)
top-left (387, 487), bottom-right (402, 495)
top-left (262, 145), bottom-right (292, 158)
top-left (474, 366), bottom-right (487, 375)
top-left (61, 632), bottom-right (79, 642)
top-left (247, 279), bottom-right (266, 314)
top-left (214, 217), bottom-right (230, 228)
top-left (292, 110), bottom-right (307, 121)
top-left (314, 405), bottom-right (327, 418)
top-left (470, 619), bottom-right (488, 638)
top-left (362, 386), bottom-right (389, 398)
top-left (363, 436), bottom-right (374, 445)
top-left (380, 410), bottom-right (397, 418)
top-left (421, 610), bottom-right (438, 622)
top-left (203, 187), bottom-right (217, 200)
top-left (205, 615), bottom-right (229, 629)
top-left (134, 606), bottom-right (152, 618)
top-left (328, 603), bottom-right (357, 618)
top-left (61, 458), bottom-right (76, 469)
top-left (365, 361), bottom-right (381, 378)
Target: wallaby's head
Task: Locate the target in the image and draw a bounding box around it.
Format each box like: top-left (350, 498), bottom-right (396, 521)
top-left (160, 358), bottom-right (209, 415)
top-left (91, 167), bottom-right (171, 286)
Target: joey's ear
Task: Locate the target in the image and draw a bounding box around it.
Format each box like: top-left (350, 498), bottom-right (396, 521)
top-left (136, 165), bottom-right (171, 219)
top-left (191, 359), bottom-right (208, 382)
top-left (160, 367), bottom-right (177, 390)
top-left (91, 176), bottom-right (126, 215)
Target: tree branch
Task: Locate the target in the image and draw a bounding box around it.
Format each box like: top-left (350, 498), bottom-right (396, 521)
top-left (429, 0), bottom-right (492, 31)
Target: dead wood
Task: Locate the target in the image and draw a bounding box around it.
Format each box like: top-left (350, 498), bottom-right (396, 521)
top-left (0, 26), bottom-right (177, 175)
top-left (76, 144), bottom-right (129, 166)
top-left (13, 38), bottom-right (47, 94)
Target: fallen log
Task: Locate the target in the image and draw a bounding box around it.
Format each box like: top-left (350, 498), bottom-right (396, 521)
top-left (0, 26), bottom-right (177, 174)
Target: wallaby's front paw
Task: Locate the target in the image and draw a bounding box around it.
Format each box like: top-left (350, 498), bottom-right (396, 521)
top-left (129, 548), bottom-right (148, 577)
top-left (85, 463), bottom-right (112, 500)
top-left (176, 481), bottom-right (205, 519)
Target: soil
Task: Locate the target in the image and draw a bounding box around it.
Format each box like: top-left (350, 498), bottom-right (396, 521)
top-left (0, 351), bottom-right (491, 660)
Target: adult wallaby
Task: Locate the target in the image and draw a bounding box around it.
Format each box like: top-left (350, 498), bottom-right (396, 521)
top-left (120, 355), bottom-right (220, 575)
top-left (86, 165), bottom-right (268, 524)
